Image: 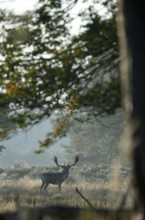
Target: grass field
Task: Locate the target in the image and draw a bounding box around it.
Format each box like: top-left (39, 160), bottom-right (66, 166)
top-left (0, 164), bottom-right (131, 212)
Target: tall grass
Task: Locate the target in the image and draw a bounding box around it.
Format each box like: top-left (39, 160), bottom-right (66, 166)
top-left (0, 161), bottom-right (132, 212)
top-left (0, 174), bottom-right (130, 211)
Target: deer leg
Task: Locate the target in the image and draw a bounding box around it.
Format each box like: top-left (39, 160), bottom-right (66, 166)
top-left (40, 181), bottom-right (45, 191)
top-left (40, 175), bottom-right (47, 191)
top-left (58, 184), bottom-right (61, 192)
top-left (44, 183), bottom-right (49, 192)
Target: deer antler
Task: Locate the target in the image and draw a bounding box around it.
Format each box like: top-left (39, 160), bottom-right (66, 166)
top-left (69, 156), bottom-right (79, 167)
top-left (53, 156), bottom-right (64, 167)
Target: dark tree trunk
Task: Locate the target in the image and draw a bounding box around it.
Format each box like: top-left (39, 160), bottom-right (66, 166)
top-left (118, 0), bottom-right (145, 213)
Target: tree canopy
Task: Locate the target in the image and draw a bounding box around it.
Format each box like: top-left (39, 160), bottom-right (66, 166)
top-left (0, 0), bottom-right (120, 151)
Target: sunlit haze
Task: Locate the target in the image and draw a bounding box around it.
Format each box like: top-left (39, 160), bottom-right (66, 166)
top-left (0, 0), bottom-right (107, 35)
top-left (0, 0), bottom-right (37, 14)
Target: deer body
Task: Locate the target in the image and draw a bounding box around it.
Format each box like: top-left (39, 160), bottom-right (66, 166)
top-left (40, 156), bottom-right (79, 192)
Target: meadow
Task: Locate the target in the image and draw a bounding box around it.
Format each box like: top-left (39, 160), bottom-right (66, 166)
top-left (0, 164), bottom-right (132, 212)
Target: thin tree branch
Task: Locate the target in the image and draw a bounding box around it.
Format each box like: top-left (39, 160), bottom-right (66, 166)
top-left (76, 187), bottom-right (96, 211)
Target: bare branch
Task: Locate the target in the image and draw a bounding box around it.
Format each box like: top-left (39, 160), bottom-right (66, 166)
top-left (76, 188), bottom-right (96, 211)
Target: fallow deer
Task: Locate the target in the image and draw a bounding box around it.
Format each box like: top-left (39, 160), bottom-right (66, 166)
top-left (40, 156), bottom-right (79, 192)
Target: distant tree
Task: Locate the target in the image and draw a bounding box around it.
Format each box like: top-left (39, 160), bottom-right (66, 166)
top-left (0, 0), bottom-right (120, 151)
top-left (64, 110), bottom-right (124, 165)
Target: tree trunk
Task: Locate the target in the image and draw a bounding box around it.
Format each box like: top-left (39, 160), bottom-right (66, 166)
top-left (118, 0), bottom-right (145, 213)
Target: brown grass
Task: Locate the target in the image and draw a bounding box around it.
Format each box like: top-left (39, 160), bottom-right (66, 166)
top-left (0, 175), bottom-right (131, 212)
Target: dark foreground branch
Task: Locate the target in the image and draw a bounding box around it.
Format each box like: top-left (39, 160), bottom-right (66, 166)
top-left (76, 187), bottom-right (96, 211)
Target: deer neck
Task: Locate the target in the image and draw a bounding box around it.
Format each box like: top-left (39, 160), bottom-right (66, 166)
top-left (62, 168), bottom-right (69, 180)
